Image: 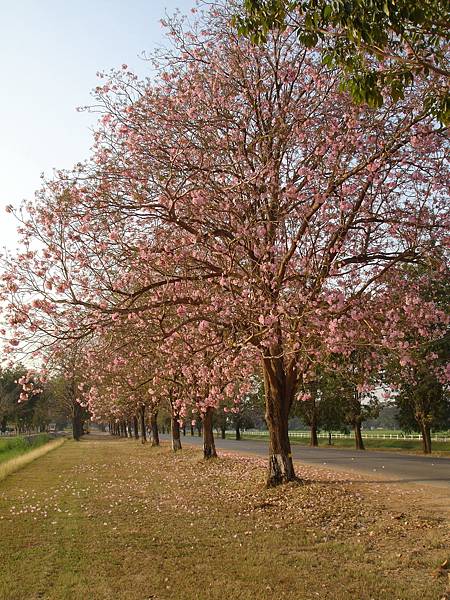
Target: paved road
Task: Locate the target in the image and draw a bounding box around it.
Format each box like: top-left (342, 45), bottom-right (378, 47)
top-left (168, 434), bottom-right (450, 490)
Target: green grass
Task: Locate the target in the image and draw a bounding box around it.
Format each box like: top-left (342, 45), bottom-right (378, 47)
top-left (0, 438), bottom-right (65, 482)
top-left (0, 434), bottom-right (52, 465)
top-left (227, 432), bottom-right (450, 453)
top-left (0, 435), bottom-right (449, 600)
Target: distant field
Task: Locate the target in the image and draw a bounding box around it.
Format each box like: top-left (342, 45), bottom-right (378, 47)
top-left (224, 431), bottom-right (450, 453)
top-left (0, 434), bottom-right (52, 465)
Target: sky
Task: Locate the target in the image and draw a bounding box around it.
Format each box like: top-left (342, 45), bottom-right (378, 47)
top-left (0, 0), bottom-right (195, 252)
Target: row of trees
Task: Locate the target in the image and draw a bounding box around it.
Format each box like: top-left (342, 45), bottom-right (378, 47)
top-left (105, 353), bottom-right (450, 455)
top-left (0, 365), bottom-right (71, 434)
top-left (0, 1), bottom-right (448, 485)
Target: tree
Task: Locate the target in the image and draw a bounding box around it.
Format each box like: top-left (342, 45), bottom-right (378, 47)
top-left (90, 9), bottom-right (446, 483)
top-left (237, 0), bottom-right (450, 122)
top-left (383, 264), bottom-right (450, 452)
top-left (296, 379), bottom-right (321, 446)
top-left (295, 368), bottom-right (346, 445)
top-left (395, 364), bottom-right (449, 452)
top-left (0, 366), bottom-right (24, 432)
top-left (0, 364), bottom-right (69, 433)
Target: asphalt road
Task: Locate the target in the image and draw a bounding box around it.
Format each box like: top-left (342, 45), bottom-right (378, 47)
top-left (168, 434), bottom-right (450, 491)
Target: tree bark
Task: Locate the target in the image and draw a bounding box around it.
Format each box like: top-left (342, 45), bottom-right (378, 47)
top-left (133, 415), bottom-right (139, 439)
top-left (235, 424), bottom-right (241, 441)
top-left (171, 415), bottom-right (182, 451)
top-left (328, 431), bottom-right (332, 445)
top-left (263, 357), bottom-right (298, 486)
top-left (419, 419), bottom-right (432, 454)
top-left (72, 400), bottom-right (83, 441)
top-left (354, 420), bottom-right (365, 450)
top-left (310, 420), bottom-right (318, 447)
top-left (202, 407), bottom-right (217, 459)
top-left (220, 424), bottom-right (226, 439)
top-left (140, 405), bottom-right (147, 444)
top-left (150, 411), bottom-right (160, 447)
top-left (190, 423), bottom-right (194, 436)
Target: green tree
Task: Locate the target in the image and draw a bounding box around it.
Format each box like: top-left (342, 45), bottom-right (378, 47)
top-left (395, 365), bottom-right (449, 452)
top-left (384, 263), bottom-right (450, 452)
top-left (328, 353), bottom-right (380, 449)
top-left (388, 333), bottom-right (450, 453)
top-left (237, 0), bottom-right (449, 122)
top-left (0, 365), bottom-right (26, 432)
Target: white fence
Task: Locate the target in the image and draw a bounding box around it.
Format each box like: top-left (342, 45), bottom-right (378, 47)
top-left (239, 430), bottom-right (450, 442)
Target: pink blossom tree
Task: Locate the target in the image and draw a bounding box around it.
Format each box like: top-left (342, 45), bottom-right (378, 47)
top-left (81, 8), bottom-right (447, 484)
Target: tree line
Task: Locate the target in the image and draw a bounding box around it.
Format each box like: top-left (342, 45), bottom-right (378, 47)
top-left (0, 1), bottom-right (448, 485)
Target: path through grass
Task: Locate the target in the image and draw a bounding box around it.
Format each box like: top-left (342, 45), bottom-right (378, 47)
top-left (0, 435), bottom-right (448, 600)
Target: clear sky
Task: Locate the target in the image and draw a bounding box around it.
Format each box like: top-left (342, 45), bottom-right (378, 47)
top-left (0, 0), bottom-right (195, 251)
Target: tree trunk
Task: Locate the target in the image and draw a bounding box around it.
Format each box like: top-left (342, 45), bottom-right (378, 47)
top-left (196, 422), bottom-right (202, 437)
top-left (328, 431), bottom-right (332, 445)
top-left (133, 415), bottom-right (139, 439)
top-left (171, 415), bottom-right (182, 451)
top-left (235, 424), bottom-right (241, 441)
top-left (310, 421), bottom-right (318, 447)
top-left (150, 411), bottom-right (160, 447)
top-left (190, 423), bottom-right (194, 436)
top-left (182, 425), bottom-right (186, 436)
top-left (425, 425), bottom-right (432, 454)
top-left (140, 405), bottom-right (147, 444)
top-left (202, 407), bottom-right (217, 459)
top-left (354, 421), bottom-right (365, 450)
top-left (419, 419), bottom-right (432, 454)
top-left (220, 425), bottom-right (226, 439)
top-left (72, 400), bottom-right (83, 441)
top-left (263, 358), bottom-right (298, 486)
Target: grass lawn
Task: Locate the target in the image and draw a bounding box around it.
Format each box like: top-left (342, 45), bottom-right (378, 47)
top-left (0, 435), bottom-right (449, 600)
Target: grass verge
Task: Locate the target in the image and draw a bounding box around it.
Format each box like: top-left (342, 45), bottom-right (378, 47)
top-left (229, 433), bottom-right (450, 454)
top-left (0, 435), bottom-right (449, 600)
top-left (0, 434), bottom-right (54, 464)
top-left (0, 438), bottom-right (65, 482)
